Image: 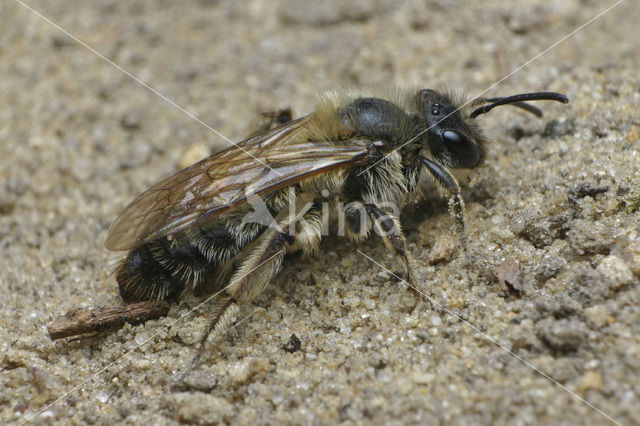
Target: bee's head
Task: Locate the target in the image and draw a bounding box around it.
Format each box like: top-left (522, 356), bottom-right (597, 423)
top-left (415, 89), bottom-right (568, 169)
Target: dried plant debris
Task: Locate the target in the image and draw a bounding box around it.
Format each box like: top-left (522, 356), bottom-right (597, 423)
top-left (47, 301), bottom-right (170, 340)
top-left (493, 259), bottom-right (523, 299)
top-left (427, 234), bottom-right (456, 265)
top-left (567, 182), bottom-right (609, 204)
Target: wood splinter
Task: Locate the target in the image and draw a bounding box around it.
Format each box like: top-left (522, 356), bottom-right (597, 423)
top-left (47, 300), bottom-right (170, 341)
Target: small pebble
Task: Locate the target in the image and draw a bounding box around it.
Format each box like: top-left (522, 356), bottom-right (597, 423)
top-left (622, 240), bottom-right (640, 277)
top-left (596, 255), bottom-right (634, 290)
top-left (428, 234), bottom-right (455, 265)
top-left (230, 358), bottom-right (271, 384)
top-left (169, 392), bottom-right (234, 424)
top-left (567, 220), bottom-right (615, 255)
top-left (579, 371), bottom-right (604, 392)
top-left (535, 318), bottom-right (587, 353)
top-left (584, 305), bottom-right (609, 328)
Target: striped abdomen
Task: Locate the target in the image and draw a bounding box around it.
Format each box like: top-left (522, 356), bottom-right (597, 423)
top-left (116, 220), bottom-right (265, 302)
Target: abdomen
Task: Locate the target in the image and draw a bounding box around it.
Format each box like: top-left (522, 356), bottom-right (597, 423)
top-left (116, 219), bottom-right (266, 302)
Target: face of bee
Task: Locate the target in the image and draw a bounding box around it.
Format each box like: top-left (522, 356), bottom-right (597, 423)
top-left (414, 89), bottom-right (486, 170)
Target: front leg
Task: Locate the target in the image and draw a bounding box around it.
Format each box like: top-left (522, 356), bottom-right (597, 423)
top-left (365, 204), bottom-right (419, 297)
top-left (421, 158), bottom-right (468, 258)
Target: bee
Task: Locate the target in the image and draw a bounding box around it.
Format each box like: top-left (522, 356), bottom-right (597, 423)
top-left (105, 88), bottom-right (568, 340)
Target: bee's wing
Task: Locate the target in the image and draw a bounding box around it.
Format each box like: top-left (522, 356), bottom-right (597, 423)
top-left (105, 116), bottom-right (370, 251)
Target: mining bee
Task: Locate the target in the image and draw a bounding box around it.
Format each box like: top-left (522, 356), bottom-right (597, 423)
top-left (105, 88), bottom-right (568, 343)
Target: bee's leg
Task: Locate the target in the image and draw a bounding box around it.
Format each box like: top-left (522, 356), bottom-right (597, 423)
top-left (246, 107), bottom-right (293, 137)
top-left (179, 199), bottom-right (322, 383)
top-left (208, 201), bottom-right (321, 337)
top-left (225, 228), bottom-right (292, 306)
top-left (365, 204), bottom-right (420, 297)
top-left (421, 158), bottom-right (468, 260)
top-left (177, 226), bottom-right (292, 385)
top-left (204, 227), bottom-right (291, 341)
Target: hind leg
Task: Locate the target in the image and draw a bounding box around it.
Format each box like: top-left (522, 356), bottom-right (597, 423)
top-left (195, 194), bottom-right (322, 347)
top-left (201, 226), bottom-right (292, 342)
top-left (177, 225), bottom-right (293, 384)
top-left (176, 201), bottom-right (323, 383)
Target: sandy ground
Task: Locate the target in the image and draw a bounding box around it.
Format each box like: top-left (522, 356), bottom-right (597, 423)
top-left (1, 0), bottom-right (639, 424)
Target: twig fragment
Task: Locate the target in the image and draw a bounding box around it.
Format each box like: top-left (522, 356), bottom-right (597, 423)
top-left (47, 301), bottom-right (170, 340)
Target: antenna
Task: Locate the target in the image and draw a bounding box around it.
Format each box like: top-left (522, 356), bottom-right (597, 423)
top-left (470, 92), bottom-right (568, 119)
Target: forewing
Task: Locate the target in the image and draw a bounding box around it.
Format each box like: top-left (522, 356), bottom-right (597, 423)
top-left (105, 117), bottom-right (369, 251)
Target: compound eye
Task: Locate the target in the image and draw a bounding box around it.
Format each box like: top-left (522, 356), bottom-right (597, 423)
top-left (440, 130), bottom-right (461, 144)
top-left (439, 130), bottom-right (480, 168)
